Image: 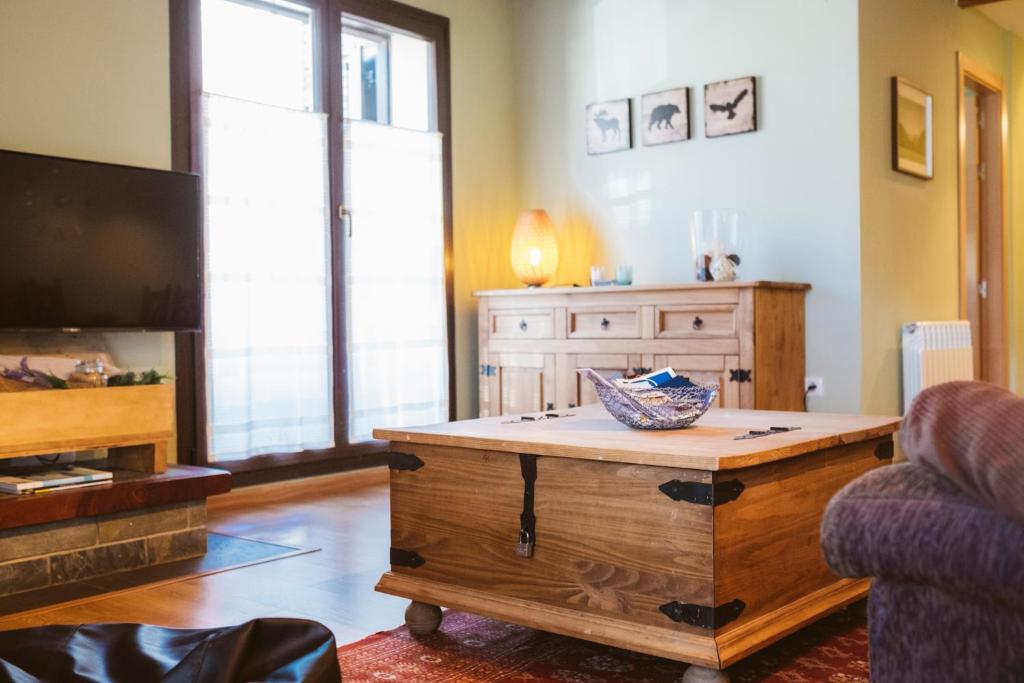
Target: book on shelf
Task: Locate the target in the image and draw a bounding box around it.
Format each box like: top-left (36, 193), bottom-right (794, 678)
top-left (0, 465), bottom-right (113, 494)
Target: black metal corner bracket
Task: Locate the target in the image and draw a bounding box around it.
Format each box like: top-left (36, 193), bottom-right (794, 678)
top-left (874, 441), bottom-right (895, 461)
top-left (659, 599), bottom-right (746, 629)
top-left (387, 451), bottom-right (424, 471)
top-left (390, 548), bottom-right (425, 568)
top-left (658, 479), bottom-right (745, 506)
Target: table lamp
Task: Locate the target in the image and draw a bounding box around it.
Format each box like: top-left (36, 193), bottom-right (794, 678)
top-left (510, 209), bottom-right (558, 287)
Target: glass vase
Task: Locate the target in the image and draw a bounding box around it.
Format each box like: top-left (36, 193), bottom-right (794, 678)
top-left (690, 210), bottom-right (742, 282)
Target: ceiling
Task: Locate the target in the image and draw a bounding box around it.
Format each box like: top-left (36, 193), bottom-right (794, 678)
top-left (979, 1), bottom-right (1024, 38)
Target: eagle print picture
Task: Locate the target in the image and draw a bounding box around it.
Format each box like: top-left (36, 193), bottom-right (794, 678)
top-left (586, 98), bottom-right (632, 154)
top-left (641, 87), bottom-right (690, 146)
top-left (704, 76), bottom-right (757, 137)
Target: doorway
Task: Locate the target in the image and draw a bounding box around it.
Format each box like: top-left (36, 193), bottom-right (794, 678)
top-left (958, 52), bottom-right (1009, 387)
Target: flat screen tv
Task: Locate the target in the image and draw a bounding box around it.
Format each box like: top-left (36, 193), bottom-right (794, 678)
top-left (0, 150), bottom-right (201, 331)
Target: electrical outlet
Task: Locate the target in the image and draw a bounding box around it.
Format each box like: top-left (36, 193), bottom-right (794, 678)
top-left (805, 376), bottom-right (824, 398)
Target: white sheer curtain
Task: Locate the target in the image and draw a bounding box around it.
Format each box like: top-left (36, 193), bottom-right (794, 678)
top-left (202, 93), bottom-right (334, 461)
top-left (344, 120), bottom-right (449, 442)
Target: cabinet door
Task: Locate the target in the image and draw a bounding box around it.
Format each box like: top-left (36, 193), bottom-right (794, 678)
top-left (563, 353), bottom-right (643, 408)
top-left (486, 353), bottom-right (556, 416)
top-left (653, 355), bottom-right (740, 409)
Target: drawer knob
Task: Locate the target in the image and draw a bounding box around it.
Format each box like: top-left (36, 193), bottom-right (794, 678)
top-left (600, 317), bottom-right (610, 329)
top-left (568, 403), bottom-right (576, 409)
top-left (546, 402), bottom-right (554, 411)
top-left (519, 320), bottom-right (528, 332)
top-left (692, 316), bottom-right (704, 330)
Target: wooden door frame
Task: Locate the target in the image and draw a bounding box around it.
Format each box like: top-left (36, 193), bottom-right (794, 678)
top-left (956, 52), bottom-right (1009, 387)
top-left (168, 0), bottom-right (455, 484)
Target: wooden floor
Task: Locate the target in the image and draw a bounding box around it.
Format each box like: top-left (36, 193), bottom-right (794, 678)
top-left (0, 467), bottom-right (406, 645)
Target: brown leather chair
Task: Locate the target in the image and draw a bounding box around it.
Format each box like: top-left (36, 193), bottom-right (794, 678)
top-left (0, 618), bottom-right (341, 682)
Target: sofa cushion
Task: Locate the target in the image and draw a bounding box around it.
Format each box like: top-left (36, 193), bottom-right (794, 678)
top-left (821, 463), bottom-right (1024, 610)
top-left (901, 380), bottom-right (1024, 528)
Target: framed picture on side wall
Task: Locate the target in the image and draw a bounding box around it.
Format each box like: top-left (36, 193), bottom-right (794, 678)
top-left (892, 77), bottom-right (933, 179)
top-left (704, 76), bottom-right (757, 137)
top-left (586, 98), bottom-right (632, 154)
top-left (641, 87), bottom-right (690, 145)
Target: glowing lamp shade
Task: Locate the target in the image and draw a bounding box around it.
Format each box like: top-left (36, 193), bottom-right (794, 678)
top-left (510, 209), bottom-right (559, 287)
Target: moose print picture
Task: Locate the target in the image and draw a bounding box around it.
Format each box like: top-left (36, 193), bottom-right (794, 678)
top-left (641, 87), bottom-right (690, 146)
top-left (704, 76), bottom-right (757, 137)
top-left (586, 98), bottom-right (632, 154)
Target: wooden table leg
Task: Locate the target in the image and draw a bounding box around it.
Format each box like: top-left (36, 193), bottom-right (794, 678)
top-left (405, 601), bottom-right (442, 636)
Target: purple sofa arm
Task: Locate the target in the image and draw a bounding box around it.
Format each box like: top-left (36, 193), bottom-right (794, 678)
top-left (821, 463), bottom-right (1024, 610)
top-left (902, 381), bottom-right (1024, 529)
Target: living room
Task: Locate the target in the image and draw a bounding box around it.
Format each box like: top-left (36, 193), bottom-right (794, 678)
top-left (0, 0), bottom-right (1021, 681)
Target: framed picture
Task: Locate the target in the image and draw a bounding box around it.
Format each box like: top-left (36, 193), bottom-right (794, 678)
top-left (892, 77), bottom-right (933, 179)
top-left (704, 76), bottom-right (757, 138)
top-left (641, 87), bottom-right (690, 146)
top-left (586, 98), bottom-right (632, 154)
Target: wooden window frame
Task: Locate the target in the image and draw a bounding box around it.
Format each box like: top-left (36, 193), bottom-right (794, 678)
top-left (169, 0), bottom-right (455, 484)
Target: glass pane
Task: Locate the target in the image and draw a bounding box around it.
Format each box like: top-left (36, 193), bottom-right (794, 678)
top-left (343, 121), bottom-right (448, 442)
top-left (341, 25), bottom-right (389, 124)
top-left (341, 17), bottom-right (434, 131)
top-left (390, 33), bottom-right (432, 131)
top-left (202, 0), bottom-right (316, 111)
top-left (202, 94), bottom-right (335, 461)
top-left (199, 0), bottom-right (333, 461)
top-left (341, 17), bottom-right (447, 442)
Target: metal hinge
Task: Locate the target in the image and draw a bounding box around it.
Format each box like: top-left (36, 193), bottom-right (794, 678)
top-left (387, 451), bottom-right (424, 471)
top-left (978, 162), bottom-right (987, 182)
top-left (658, 479), bottom-right (745, 506)
top-left (390, 548), bottom-right (425, 568)
top-left (729, 369), bottom-right (752, 383)
top-left (659, 599), bottom-right (746, 629)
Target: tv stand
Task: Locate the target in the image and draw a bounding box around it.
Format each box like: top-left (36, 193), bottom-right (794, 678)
top-left (0, 383), bottom-right (232, 598)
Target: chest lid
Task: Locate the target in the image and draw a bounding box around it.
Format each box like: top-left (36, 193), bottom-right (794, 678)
top-left (374, 404), bottom-right (900, 471)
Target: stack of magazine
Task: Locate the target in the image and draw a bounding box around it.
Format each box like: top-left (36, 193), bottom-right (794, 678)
top-left (0, 465), bottom-right (113, 495)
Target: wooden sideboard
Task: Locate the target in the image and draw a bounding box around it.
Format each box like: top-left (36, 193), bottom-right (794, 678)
top-left (475, 281), bottom-right (809, 416)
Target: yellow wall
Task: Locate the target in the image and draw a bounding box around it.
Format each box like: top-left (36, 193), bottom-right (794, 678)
top-left (0, 0), bottom-right (520, 423)
top-left (1010, 36), bottom-right (1024, 395)
top-left (859, 0), bottom-right (1023, 415)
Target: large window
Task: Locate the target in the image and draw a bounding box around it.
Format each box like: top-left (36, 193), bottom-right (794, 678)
top-left (171, 0), bottom-right (453, 476)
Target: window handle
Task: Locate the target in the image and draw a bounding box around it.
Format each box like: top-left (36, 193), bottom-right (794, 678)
top-left (338, 205), bottom-right (353, 237)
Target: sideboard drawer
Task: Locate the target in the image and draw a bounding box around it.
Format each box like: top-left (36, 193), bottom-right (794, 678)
top-left (656, 304), bottom-right (737, 339)
top-left (567, 306), bottom-right (641, 339)
top-left (491, 309), bottom-right (555, 339)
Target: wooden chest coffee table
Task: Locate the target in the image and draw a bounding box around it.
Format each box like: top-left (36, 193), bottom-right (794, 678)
top-left (374, 405), bottom-right (900, 680)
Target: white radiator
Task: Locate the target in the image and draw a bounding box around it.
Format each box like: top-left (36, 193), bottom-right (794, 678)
top-left (901, 321), bottom-right (974, 414)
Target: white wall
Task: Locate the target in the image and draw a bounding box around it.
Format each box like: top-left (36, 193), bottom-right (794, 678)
top-left (513, 0), bottom-right (863, 412)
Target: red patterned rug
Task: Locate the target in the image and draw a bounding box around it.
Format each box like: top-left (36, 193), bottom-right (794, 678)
top-left (338, 602), bottom-right (869, 682)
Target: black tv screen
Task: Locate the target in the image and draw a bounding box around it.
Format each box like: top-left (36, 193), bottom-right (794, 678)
top-left (0, 150), bottom-right (201, 331)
